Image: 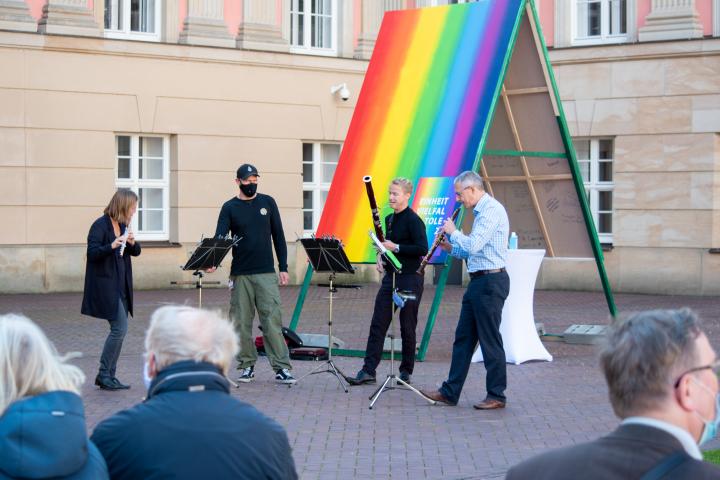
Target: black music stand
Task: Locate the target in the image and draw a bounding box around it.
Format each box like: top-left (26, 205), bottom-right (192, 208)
top-left (291, 236), bottom-right (354, 392)
top-left (171, 237), bottom-right (237, 308)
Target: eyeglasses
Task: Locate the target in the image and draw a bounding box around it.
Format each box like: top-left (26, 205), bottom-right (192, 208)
top-left (673, 359), bottom-right (720, 388)
top-left (454, 186), bottom-right (472, 198)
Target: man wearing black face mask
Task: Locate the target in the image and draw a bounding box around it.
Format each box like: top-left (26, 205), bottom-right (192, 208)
top-left (211, 164), bottom-right (295, 385)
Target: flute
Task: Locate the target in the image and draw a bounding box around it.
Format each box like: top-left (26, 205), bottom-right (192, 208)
top-left (363, 175), bottom-right (385, 242)
top-left (416, 207), bottom-right (461, 275)
top-left (119, 221), bottom-right (131, 257)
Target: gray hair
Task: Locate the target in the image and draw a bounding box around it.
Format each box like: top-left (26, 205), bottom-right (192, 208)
top-left (145, 306), bottom-right (239, 375)
top-left (0, 314), bottom-right (84, 415)
top-left (600, 308), bottom-right (702, 418)
top-left (390, 177), bottom-right (414, 195)
top-left (454, 171), bottom-right (484, 190)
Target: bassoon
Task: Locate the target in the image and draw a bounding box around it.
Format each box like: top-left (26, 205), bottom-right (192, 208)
top-left (363, 176), bottom-right (385, 242)
top-left (416, 207), bottom-right (461, 275)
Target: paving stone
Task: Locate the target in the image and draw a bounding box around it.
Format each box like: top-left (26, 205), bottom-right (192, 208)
top-left (1, 287), bottom-right (719, 479)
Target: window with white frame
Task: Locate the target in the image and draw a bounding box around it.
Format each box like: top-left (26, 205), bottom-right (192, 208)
top-left (303, 143), bottom-right (340, 233)
top-left (104, 0), bottom-right (161, 41)
top-left (290, 0), bottom-right (337, 55)
top-left (574, 0), bottom-right (627, 45)
top-left (115, 135), bottom-right (170, 240)
top-left (573, 138), bottom-right (614, 244)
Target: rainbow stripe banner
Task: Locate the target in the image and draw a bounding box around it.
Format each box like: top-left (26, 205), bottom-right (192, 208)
top-left (411, 177), bottom-right (458, 265)
top-left (317, 0), bottom-right (523, 262)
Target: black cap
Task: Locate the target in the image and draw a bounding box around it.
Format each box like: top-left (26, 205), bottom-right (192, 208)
top-left (236, 164), bottom-right (260, 180)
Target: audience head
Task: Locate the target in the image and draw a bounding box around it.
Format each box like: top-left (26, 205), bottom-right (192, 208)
top-left (0, 314), bottom-right (85, 416)
top-left (144, 306), bottom-right (239, 379)
top-left (600, 308), bottom-right (719, 444)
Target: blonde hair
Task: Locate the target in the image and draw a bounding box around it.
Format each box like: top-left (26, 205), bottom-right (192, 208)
top-left (104, 189), bottom-right (138, 224)
top-left (145, 306), bottom-right (239, 375)
top-left (0, 314), bottom-right (85, 415)
top-left (390, 177), bottom-right (414, 195)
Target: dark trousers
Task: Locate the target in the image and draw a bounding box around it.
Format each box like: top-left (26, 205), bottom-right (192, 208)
top-left (99, 298), bottom-right (128, 379)
top-left (362, 273), bottom-right (424, 376)
top-left (440, 271), bottom-right (509, 404)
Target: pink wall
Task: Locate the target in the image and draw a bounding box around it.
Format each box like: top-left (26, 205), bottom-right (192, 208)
top-left (225, 0), bottom-right (242, 35)
top-left (26, 0), bottom-right (46, 20)
top-left (637, 0), bottom-right (651, 29)
top-left (538, 0), bottom-right (554, 47)
top-left (697, 0), bottom-right (713, 35)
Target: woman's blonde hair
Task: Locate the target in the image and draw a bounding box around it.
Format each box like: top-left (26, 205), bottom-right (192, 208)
top-left (104, 189), bottom-right (138, 224)
top-left (0, 314), bottom-right (85, 415)
top-left (390, 177), bottom-right (414, 195)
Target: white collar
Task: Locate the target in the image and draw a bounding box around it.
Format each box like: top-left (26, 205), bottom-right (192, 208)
top-left (621, 416), bottom-right (702, 460)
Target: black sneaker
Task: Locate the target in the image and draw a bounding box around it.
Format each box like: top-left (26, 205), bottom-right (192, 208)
top-left (237, 366), bottom-right (255, 383)
top-left (399, 371), bottom-right (411, 384)
top-left (346, 369), bottom-right (376, 386)
top-left (275, 368), bottom-right (296, 384)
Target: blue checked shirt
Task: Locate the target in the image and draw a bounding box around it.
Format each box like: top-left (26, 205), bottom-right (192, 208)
top-left (449, 193), bottom-right (509, 272)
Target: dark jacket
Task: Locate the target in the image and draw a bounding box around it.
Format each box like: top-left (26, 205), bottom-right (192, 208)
top-left (81, 215), bottom-right (140, 321)
top-left (506, 424), bottom-right (720, 480)
top-left (0, 391), bottom-right (109, 480)
top-left (91, 360), bottom-right (298, 480)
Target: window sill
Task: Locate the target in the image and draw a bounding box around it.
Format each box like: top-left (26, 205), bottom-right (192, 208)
top-left (139, 241), bottom-right (182, 248)
top-left (601, 244), bottom-right (614, 252)
top-left (104, 31), bottom-right (161, 42)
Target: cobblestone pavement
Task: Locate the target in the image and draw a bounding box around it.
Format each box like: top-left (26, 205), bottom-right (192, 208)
top-left (1, 286), bottom-right (719, 479)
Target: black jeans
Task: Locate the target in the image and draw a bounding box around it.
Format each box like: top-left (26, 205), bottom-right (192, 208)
top-left (99, 298), bottom-right (128, 379)
top-left (362, 273), bottom-right (424, 376)
top-left (440, 271), bottom-right (510, 404)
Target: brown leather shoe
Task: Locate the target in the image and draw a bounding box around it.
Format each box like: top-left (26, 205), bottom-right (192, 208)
top-left (473, 398), bottom-right (506, 410)
top-left (419, 389), bottom-right (455, 406)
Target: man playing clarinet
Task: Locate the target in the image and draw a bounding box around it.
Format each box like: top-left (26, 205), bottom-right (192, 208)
top-left (421, 171), bottom-right (510, 410)
top-left (346, 178), bottom-right (428, 385)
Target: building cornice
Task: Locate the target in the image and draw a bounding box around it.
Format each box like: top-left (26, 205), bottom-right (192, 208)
top-left (0, 29), bottom-right (369, 74)
top-left (549, 37), bottom-right (720, 65)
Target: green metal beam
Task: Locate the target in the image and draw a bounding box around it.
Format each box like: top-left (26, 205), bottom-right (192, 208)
top-left (289, 263), bottom-right (313, 331)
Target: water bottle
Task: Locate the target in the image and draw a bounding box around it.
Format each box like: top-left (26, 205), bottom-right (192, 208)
top-left (508, 232), bottom-right (518, 250)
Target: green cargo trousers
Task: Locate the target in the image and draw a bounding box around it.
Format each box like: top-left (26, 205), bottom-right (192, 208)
top-left (229, 273), bottom-right (292, 371)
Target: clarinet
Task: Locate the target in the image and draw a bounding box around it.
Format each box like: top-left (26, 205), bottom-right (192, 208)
top-left (363, 175), bottom-right (385, 242)
top-left (416, 207), bottom-right (461, 275)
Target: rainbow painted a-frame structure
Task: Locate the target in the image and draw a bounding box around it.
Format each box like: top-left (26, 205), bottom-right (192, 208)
top-left (291, 0), bottom-right (616, 360)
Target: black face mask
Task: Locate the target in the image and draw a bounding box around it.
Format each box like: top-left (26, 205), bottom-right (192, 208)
top-left (239, 182), bottom-right (257, 197)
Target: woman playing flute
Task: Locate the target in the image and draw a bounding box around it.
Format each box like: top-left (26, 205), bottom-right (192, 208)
top-left (81, 189), bottom-right (141, 391)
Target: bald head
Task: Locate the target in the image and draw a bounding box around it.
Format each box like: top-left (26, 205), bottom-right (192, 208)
top-left (145, 306), bottom-right (239, 375)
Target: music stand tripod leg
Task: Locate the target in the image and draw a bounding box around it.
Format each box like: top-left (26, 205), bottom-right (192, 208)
top-left (290, 274), bottom-right (349, 392)
top-left (368, 272), bottom-right (435, 409)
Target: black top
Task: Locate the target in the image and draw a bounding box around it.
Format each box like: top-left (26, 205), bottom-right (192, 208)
top-left (214, 194), bottom-right (288, 276)
top-left (81, 215), bottom-right (140, 321)
top-left (383, 207), bottom-right (428, 275)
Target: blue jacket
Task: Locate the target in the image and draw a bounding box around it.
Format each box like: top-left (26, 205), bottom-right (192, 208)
top-left (91, 361), bottom-right (298, 480)
top-left (0, 391), bottom-right (108, 480)
top-left (81, 215), bottom-right (141, 321)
